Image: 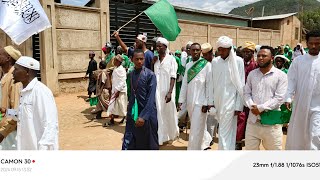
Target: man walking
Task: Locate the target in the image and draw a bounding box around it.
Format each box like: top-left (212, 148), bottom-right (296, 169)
top-left (285, 30), bottom-right (320, 150)
top-left (178, 43), bottom-right (212, 150)
top-left (244, 46), bottom-right (287, 150)
top-left (0, 56), bottom-right (59, 150)
top-left (0, 46), bottom-right (22, 150)
top-left (122, 49), bottom-right (158, 150)
top-left (209, 36), bottom-right (245, 150)
top-left (154, 37), bottom-right (179, 145)
top-left (83, 51), bottom-right (97, 101)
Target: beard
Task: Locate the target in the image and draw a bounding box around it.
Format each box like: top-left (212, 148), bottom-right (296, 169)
top-left (258, 60), bottom-right (272, 68)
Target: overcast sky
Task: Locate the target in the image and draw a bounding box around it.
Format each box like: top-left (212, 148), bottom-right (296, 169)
top-left (62, 0), bottom-right (262, 13)
top-left (62, 0), bottom-right (316, 14)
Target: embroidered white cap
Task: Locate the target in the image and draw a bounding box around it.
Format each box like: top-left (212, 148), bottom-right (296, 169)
top-left (16, 56), bottom-right (40, 71)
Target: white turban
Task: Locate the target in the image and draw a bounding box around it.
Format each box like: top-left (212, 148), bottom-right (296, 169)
top-left (157, 37), bottom-right (169, 47)
top-left (186, 41), bottom-right (193, 45)
top-left (217, 36), bottom-right (233, 48)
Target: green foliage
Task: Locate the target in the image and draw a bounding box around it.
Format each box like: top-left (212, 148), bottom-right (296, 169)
top-left (229, 0), bottom-right (320, 31)
top-left (229, 0), bottom-right (320, 18)
top-left (299, 8), bottom-right (320, 31)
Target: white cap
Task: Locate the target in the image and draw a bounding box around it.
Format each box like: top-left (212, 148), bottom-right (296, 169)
top-left (137, 34), bottom-right (147, 43)
top-left (16, 56), bottom-right (40, 71)
top-left (156, 37), bottom-right (169, 47)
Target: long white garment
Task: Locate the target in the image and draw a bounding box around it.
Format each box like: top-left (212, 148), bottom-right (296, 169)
top-left (154, 54), bottom-right (179, 145)
top-left (179, 59), bottom-right (212, 150)
top-left (285, 53), bottom-right (320, 150)
top-left (14, 78), bottom-right (59, 150)
top-left (108, 65), bottom-right (127, 116)
top-left (210, 55), bottom-right (245, 150)
top-left (181, 51), bottom-right (188, 67)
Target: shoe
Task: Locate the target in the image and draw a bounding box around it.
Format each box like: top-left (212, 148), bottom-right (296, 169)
top-left (119, 118), bottom-right (126, 124)
top-left (108, 119), bottom-right (115, 126)
top-left (91, 109), bottom-right (98, 114)
top-left (235, 142), bottom-right (242, 150)
top-left (204, 147), bottom-right (211, 150)
top-left (96, 111), bottom-right (103, 119)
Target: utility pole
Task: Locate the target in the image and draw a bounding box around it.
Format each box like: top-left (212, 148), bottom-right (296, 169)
top-left (262, 6), bottom-right (265, 17)
top-left (300, 0), bottom-right (304, 43)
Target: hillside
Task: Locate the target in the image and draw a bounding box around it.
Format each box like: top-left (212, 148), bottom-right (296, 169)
top-left (229, 0), bottom-right (320, 17)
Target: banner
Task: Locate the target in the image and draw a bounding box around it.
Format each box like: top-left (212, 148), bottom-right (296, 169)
top-left (0, 0), bottom-right (51, 45)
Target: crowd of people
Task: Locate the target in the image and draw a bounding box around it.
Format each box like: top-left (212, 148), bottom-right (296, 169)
top-left (84, 30), bottom-right (320, 150)
top-left (0, 29), bottom-right (319, 151)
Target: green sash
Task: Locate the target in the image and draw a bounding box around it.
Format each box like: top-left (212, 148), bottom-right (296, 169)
top-left (105, 52), bottom-right (115, 64)
top-left (187, 58), bottom-right (207, 83)
top-left (131, 98), bottom-right (139, 122)
top-left (260, 104), bottom-right (292, 125)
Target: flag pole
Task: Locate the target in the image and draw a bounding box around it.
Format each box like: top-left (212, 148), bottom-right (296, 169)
top-left (111, 11), bottom-right (144, 37)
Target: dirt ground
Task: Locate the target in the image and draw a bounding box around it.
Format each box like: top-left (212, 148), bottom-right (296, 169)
top-left (56, 92), bottom-right (286, 150)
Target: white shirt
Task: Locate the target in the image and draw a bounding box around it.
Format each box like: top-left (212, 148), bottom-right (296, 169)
top-left (244, 66), bottom-right (288, 123)
top-left (111, 65), bottom-right (127, 93)
top-left (15, 78), bottom-right (59, 150)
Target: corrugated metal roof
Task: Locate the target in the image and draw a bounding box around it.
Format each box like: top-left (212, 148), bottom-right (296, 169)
top-left (253, 13), bottom-right (297, 21)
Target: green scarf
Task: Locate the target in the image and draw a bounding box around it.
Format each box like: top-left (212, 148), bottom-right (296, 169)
top-left (187, 58), bottom-right (207, 83)
top-left (175, 56), bottom-right (185, 75)
top-left (105, 52), bottom-right (115, 64)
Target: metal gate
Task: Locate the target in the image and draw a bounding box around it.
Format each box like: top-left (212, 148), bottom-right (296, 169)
top-left (32, 34), bottom-right (41, 81)
top-left (109, 0), bottom-right (162, 50)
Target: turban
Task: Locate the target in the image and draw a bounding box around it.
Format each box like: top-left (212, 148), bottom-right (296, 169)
top-left (243, 41), bottom-right (256, 51)
top-left (175, 50), bottom-right (181, 54)
top-left (137, 34), bottom-right (147, 43)
top-left (186, 41), bottom-right (193, 46)
top-left (274, 55), bottom-right (290, 62)
top-left (114, 54), bottom-right (123, 62)
top-left (201, 43), bottom-right (213, 54)
top-left (156, 37), bottom-right (169, 47)
top-left (217, 36), bottom-right (233, 48)
top-left (4, 46), bottom-right (21, 61)
top-left (16, 56), bottom-right (40, 71)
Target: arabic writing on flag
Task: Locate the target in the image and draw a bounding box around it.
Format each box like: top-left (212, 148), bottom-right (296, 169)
top-left (0, 0), bottom-right (51, 45)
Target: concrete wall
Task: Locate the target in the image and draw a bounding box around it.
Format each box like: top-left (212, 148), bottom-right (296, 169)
top-left (37, 0), bottom-right (109, 94)
top-left (252, 19), bottom-right (282, 30)
top-left (169, 20), bottom-right (281, 51)
top-left (280, 16), bottom-right (301, 47)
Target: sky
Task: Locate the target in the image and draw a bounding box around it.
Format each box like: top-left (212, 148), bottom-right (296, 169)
top-left (62, 0), bottom-right (261, 14)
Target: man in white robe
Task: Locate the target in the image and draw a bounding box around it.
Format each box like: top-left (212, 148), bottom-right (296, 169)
top-left (209, 36), bottom-right (245, 150)
top-left (0, 56), bottom-right (59, 150)
top-left (179, 43), bottom-right (212, 150)
top-left (154, 37), bottom-right (179, 145)
top-left (105, 55), bottom-right (128, 126)
top-left (285, 30), bottom-right (320, 150)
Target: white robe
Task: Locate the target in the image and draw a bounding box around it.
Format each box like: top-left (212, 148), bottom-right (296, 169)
top-left (108, 65), bottom-right (127, 116)
top-left (154, 54), bottom-right (179, 145)
top-left (286, 53), bottom-right (320, 150)
top-left (8, 78), bottom-right (59, 150)
top-left (210, 56), bottom-right (245, 150)
top-left (179, 59), bottom-right (212, 150)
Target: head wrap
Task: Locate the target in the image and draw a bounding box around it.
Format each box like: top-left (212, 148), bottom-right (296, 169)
top-left (102, 46), bottom-right (107, 52)
top-left (216, 36), bottom-right (244, 101)
top-left (243, 41), bottom-right (256, 51)
top-left (201, 43), bottom-right (213, 54)
top-left (4, 46), bottom-right (21, 61)
top-left (16, 56), bottom-right (40, 71)
top-left (114, 54), bottom-right (123, 62)
top-left (137, 34), bottom-right (147, 43)
top-left (217, 36), bottom-right (233, 48)
top-left (175, 50), bottom-right (181, 54)
top-left (186, 41), bottom-right (193, 46)
top-left (274, 55), bottom-right (290, 62)
top-left (157, 37), bottom-right (169, 47)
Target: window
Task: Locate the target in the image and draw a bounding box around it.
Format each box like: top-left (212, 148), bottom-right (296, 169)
top-left (287, 20), bottom-right (290, 25)
top-left (295, 27), bottom-right (299, 40)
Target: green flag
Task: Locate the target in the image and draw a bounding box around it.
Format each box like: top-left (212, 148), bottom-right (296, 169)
top-left (144, 0), bottom-right (181, 41)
